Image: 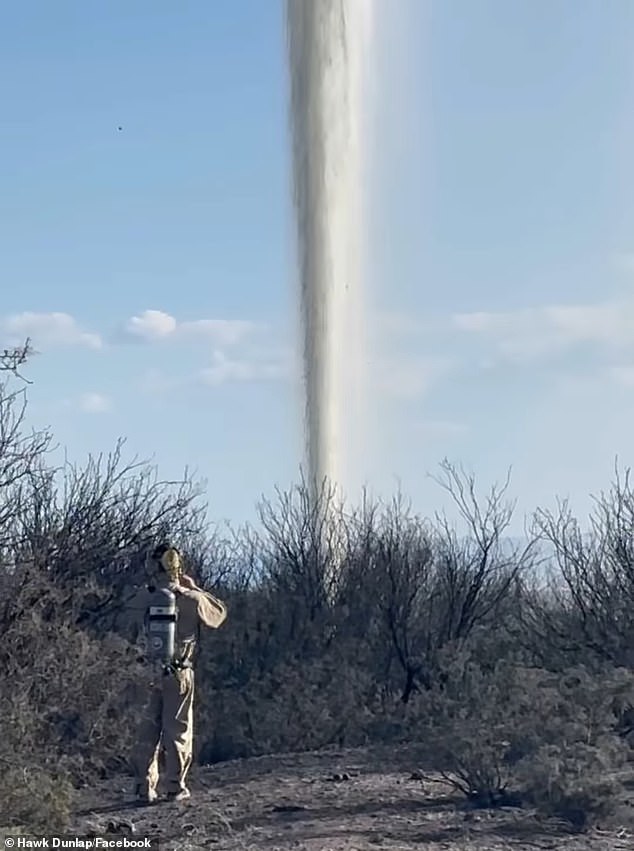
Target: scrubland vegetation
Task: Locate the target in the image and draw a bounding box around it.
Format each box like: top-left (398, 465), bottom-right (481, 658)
top-left (2, 353), bottom-right (634, 836)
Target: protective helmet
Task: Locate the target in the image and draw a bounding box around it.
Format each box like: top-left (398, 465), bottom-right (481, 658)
top-left (150, 542), bottom-right (183, 582)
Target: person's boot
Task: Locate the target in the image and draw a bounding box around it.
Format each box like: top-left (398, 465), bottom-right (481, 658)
top-left (135, 784), bottom-right (158, 806)
top-left (166, 787), bottom-right (191, 802)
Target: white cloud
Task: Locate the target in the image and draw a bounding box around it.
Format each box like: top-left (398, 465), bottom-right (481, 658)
top-left (1, 312), bottom-right (102, 349)
top-left (375, 356), bottom-right (451, 400)
top-left (608, 365), bottom-right (634, 387)
top-left (179, 319), bottom-right (257, 346)
top-left (137, 368), bottom-right (178, 395)
top-left (199, 350), bottom-right (289, 386)
top-left (121, 309), bottom-right (257, 346)
top-left (79, 392), bottom-right (112, 413)
top-left (377, 311), bottom-right (428, 337)
top-left (416, 419), bottom-right (468, 439)
top-left (612, 253), bottom-right (634, 273)
top-left (452, 296), bottom-right (634, 362)
top-left (124, 310), bottom-right (177, 341)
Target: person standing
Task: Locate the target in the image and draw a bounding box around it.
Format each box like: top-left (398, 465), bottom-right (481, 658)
top-left (128, 543), bottom-right (227, 804)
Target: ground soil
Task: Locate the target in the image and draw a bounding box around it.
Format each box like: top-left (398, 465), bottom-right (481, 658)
top-left (72, 747), bottom-right (634, 851)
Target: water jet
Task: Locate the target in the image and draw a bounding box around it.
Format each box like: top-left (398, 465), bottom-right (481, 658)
top-left (286, 0), bottom-right (372, 505)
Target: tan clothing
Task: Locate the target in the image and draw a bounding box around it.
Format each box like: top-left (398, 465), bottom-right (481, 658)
top-left (133, 666), bottom-right (195, 797)
top-left (126, 579), bottom-right (226, 798)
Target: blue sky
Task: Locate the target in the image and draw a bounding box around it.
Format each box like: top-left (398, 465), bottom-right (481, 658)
top-left (2, 0), bottom-right (634, 534)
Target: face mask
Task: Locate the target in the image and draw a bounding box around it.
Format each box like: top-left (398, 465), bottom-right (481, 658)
top-left (159, 547), bottom-right (182, 583)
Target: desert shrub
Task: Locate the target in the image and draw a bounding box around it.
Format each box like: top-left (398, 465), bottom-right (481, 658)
top-left (513, 667), bottom-right (633, 830)
top-left (0, 759), bottom-right (72, 834)
top-left (416, 652), bottom-right (632, 828)
top-left (415, 652), bottom-right (539, 805)
top-left (530, 467), bottom-right (634, 670)
top-left (196, 652), bottom-right (379, 762)
top-left (0, 609), bottom-right (156, 831)
top-left (1, 567), bottom-right (154, 777)
top-left (4, 355), bottom-right (634, 840)
top-left (0, 695), bottom-right (73, 833)
top-left (516, 739), bottom-right (624, 832)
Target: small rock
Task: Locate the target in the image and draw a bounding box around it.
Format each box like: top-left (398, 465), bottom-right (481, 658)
top-left (83, 819), bottom-right (102, 838)
top-left (409, 770), bottom-right (425, 781)
top-left (106, 819), bottom-right (136, 835)
top-left (272, 805), bottom-right (306, 813)
top-left (326, 772), bottom-right (351, 782)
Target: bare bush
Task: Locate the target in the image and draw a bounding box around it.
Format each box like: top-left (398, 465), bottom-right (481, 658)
top-left (518, 741), bottom-right (624, 832)
top-left (2, 368), bottom-right (633, 835)
top-left (417, 657), bottom-right (632, 829)
top-left (258, 475), bottom-right (347, 607)
top-left (531, 464), bottom-right (634, 669)
top-left (0, 339), bottom-right (32, 379)
top-left (0, 394), bottom-right (213, 827)
top-left (352, 463), bottom-right (538, 703)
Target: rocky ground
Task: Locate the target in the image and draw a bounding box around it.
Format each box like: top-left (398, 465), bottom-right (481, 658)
top-left (72, 747), bottom-right (634, 851)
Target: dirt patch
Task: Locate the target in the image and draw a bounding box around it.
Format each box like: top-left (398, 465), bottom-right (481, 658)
top-left (71, 747), bottom-right (634, 850)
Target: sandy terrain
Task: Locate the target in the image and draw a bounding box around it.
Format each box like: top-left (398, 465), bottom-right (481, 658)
top-left (72, 747), bottom-right (634, 851)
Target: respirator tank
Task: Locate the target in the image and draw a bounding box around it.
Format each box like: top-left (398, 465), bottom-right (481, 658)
top-left (146, 585), bottom-right (177, 665)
